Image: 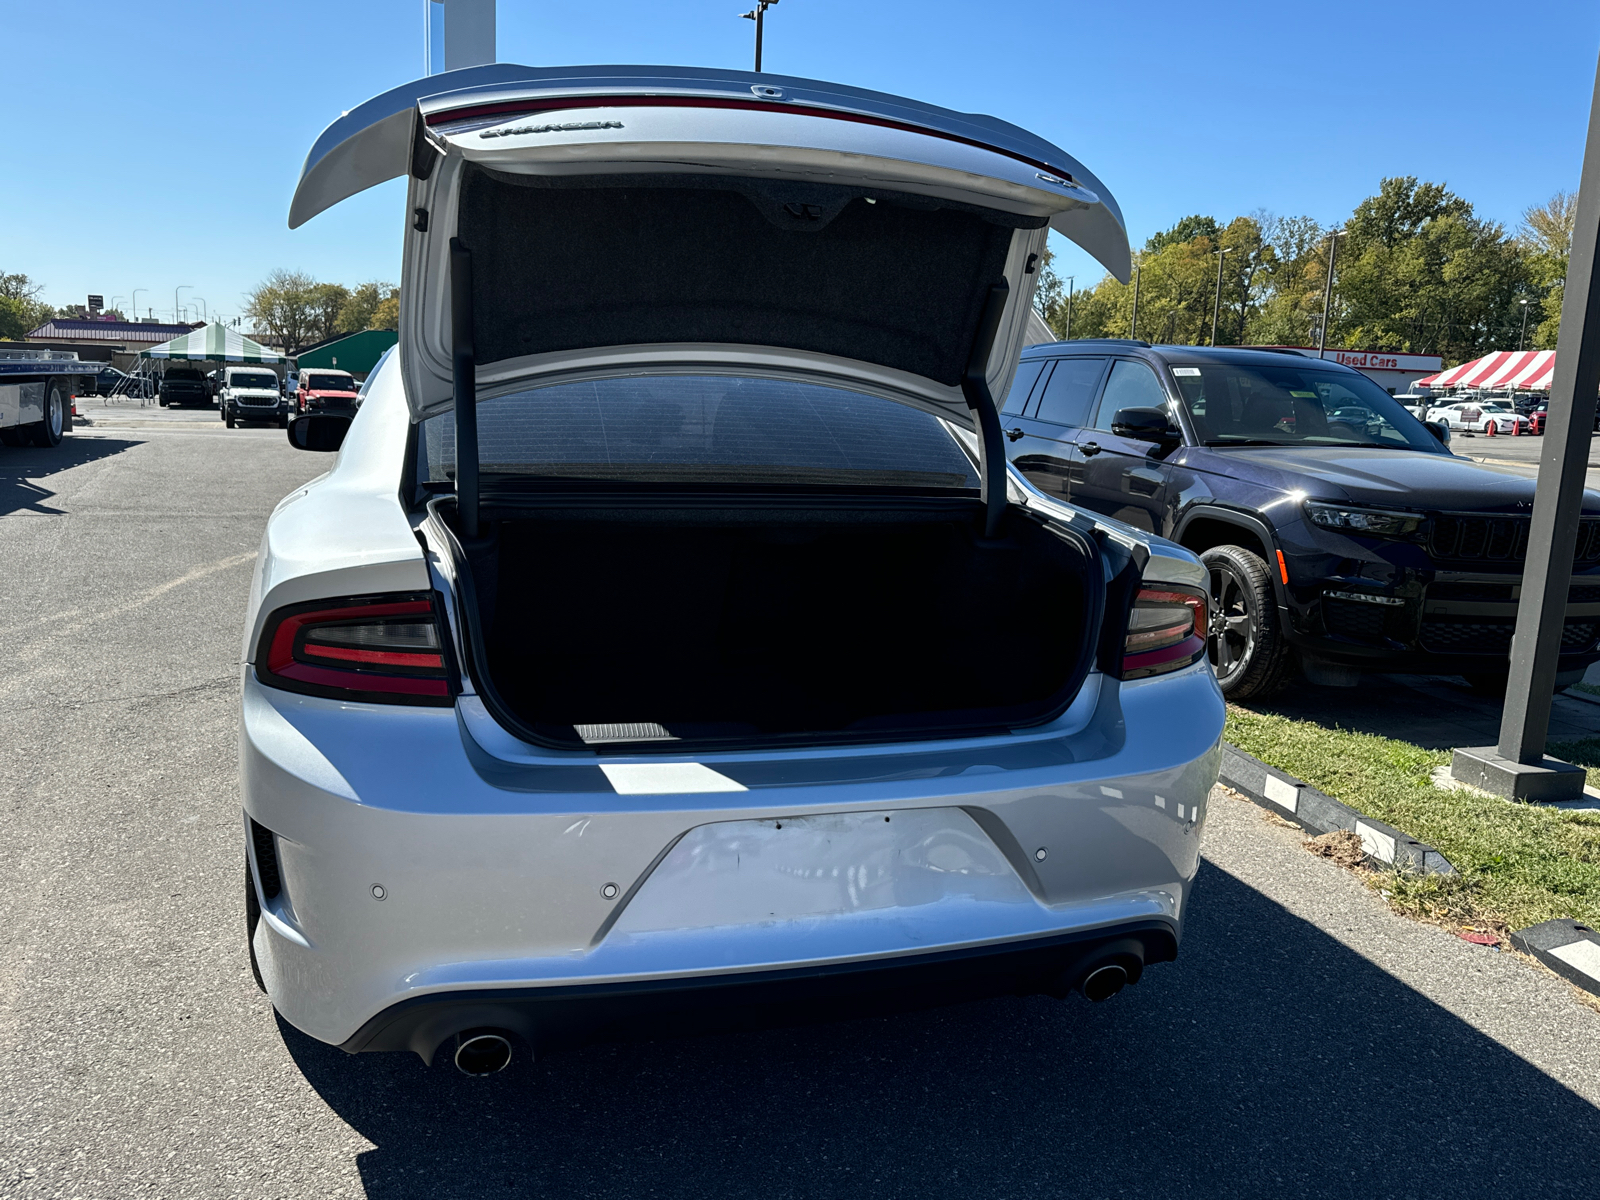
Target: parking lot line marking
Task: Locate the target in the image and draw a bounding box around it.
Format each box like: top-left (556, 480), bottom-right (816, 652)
top-left (599, 762), bottom-right (749, 794)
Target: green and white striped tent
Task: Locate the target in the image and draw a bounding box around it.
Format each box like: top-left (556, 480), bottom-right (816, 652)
top-left (139, 323), bottom-right (284, 362)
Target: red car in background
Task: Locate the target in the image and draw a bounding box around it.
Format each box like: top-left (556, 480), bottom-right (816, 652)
top-left (296, 369), bottom-right (360, 414)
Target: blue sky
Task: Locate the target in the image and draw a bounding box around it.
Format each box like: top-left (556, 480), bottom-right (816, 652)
top-left (5, 0), bottom-right (1599, 323)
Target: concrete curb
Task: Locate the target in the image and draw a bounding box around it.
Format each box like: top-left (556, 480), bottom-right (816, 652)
top-left (1511, 919), bottom-right (1600, 999)
top-left (1218, 743), bottom-right (1456, 875)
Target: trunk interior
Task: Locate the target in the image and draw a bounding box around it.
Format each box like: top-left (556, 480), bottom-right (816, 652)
top-left (457, 499), bottom-right (1101, 749)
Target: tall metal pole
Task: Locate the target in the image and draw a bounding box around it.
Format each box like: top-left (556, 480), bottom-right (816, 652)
top-left (1317, 231), bottom-right (1344, 358)
top-left (175, 285), bottom-right (192, 326)
top-left (1064, 276), bottom-right (1074, 340)
top-left (1492, 51), bottom-right (1600, 781)
top-left (1130, 264), bottom-right (1140, 341)
top-left (742, 0), bottom-right (777, 72)
top-left (1519, 299), bottom-right (1531, 352)
top-left (1211, 246), bottom-right (1234, 346)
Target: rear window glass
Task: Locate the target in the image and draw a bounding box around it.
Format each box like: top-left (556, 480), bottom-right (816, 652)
top-left (417, 375), bottom-right (977, 490)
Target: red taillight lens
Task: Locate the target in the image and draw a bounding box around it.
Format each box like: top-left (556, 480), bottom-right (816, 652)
top-left (255, 593), bottom-right (454, 705)
top-left (1119, 586), bottom-right (1208, 680)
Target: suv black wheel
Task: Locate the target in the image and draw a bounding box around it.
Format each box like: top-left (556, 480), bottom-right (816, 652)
top-left (1202, 544), bottom-right (1292, 701)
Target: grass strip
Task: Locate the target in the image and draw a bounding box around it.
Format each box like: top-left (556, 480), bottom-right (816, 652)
top-left (1225, 707), bottom-right (1600, 934)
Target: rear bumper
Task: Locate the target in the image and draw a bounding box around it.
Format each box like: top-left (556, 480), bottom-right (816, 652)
top-left (340, 919), bottom-right (1178, 1060)
top-left (240, 662), bottom-right (1223, 1052)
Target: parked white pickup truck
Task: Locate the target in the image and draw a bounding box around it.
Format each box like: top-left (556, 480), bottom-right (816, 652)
top-left (0, 349), bottom-right (92, 447)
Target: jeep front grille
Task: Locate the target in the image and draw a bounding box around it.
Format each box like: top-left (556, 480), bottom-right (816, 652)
top-left (1428, 515), bottom-right (1600, 565)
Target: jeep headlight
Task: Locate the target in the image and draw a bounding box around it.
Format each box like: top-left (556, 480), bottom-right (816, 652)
top-left (1304, 502), bottom-right (1423, 537)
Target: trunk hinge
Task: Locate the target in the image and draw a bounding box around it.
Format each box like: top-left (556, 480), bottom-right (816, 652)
top-left (450, 237), bottom-right (480, 538)
top-left (961, 280), bottom-right (1012, 539)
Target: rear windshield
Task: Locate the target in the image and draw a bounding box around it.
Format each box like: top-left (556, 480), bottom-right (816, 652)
top-left (305, 373), bottom-right (354, 392)
top-left (417, 375), bottom-right (977, 490)
top-left (1169, 361), bottom-right (1442, 451)
top-left (230, 373), bottom-right (277, 390)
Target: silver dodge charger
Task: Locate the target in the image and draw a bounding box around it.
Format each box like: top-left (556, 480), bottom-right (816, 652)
top-left (241, 64), bottom-right (1224, 1074)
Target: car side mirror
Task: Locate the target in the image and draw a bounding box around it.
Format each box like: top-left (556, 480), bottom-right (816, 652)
top-left (1110, 406), bottom-right (1181, 444)
top-left (288, 413), bottom-right (351, 452)
top-left (1423, 419), bottom-right (1451, 446)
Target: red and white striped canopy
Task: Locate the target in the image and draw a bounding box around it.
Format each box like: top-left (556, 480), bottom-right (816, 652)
top-left (1414, 350), bottom-right (1554, 391)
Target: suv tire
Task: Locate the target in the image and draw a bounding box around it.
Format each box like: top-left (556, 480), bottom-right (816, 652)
top-left (1202, 545), bottom-right (1292, 701)
top-left (225, 407), bottom-right (236, 429)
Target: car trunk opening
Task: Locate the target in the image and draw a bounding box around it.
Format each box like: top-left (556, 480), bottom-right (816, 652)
top-left (440, 499), bottom-right (1102, 750)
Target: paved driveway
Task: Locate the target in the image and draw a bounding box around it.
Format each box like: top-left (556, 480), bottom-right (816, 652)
top-left (2, 415), bottom-right (1597, 1198)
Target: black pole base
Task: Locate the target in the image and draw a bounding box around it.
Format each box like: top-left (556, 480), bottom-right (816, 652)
top-left (1450, 746), bottom-right (1587, 802)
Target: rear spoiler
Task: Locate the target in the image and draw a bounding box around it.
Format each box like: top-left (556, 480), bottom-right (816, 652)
top-left (289, 64), bottom-right (1132, 283)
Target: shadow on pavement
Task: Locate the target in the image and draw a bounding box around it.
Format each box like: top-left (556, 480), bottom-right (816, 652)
top-left (1244, 671), bottom-right (1600, 749)
top-left (279, 863), bottom-right (1600, 1199)
top-left (0, 436), bottom-right (142, 517)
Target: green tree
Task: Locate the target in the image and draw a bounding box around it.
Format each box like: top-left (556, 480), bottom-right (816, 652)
top-left (1333, 177), bottom-right (1529, 361)
top-left (335, 281), bottom-right (399, 334)
top-left (370, 293), bottom-right (400, 331)
top-left (307, 282), bottom-right (351, 344)
top-left (1519, 190), bottom-right (1575, 348)
top-left (245, 269), bottom-right (320, 354)
top-left (0, 270), bottom-right (53, 340)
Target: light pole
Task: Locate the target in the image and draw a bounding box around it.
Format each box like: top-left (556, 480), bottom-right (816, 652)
top-left (1064, 275), bottom-right (1074, 340)
top-left (1211, 246), bottom-right (1234, 346)
top-left (191, 297), bottom-right (208, 323)
top-left (132, 289), bottom-right (146, 322)
top-left (1317, 230), bottom-right (1346, 359)
top-left (109, 296), bottom-right (124, 319)
top-left (1519, 298), bottom-right (1531, 352)
top-left (739, 0), bottom-right (779, 72)
top-left (1130, 263), bottom-right (1141, 341)
top-left (175, 285), bottom-right (193, 326)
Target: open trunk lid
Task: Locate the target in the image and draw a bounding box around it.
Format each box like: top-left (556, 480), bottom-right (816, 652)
top-left (289, 65), bottom-right (1129, 431)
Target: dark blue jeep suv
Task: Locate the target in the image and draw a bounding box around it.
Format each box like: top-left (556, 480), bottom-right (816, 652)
top-left (1003, 341), bottom-right (1600, 699)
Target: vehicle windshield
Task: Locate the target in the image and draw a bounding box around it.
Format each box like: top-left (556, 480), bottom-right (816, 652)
top-left (417, 374), bottom-right (978, 490)
top-left (305, 373), bottom-right (354, 392)
top-left (231, 373), bottom-right (277, 390)
top-left (166, 369), bottom-right (202, 381)
top-left (1169, 361), bottom-right (1442, 451)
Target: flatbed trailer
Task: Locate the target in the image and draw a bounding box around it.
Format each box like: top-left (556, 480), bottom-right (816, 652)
top-left (0, 349), bottom-right (90, 447)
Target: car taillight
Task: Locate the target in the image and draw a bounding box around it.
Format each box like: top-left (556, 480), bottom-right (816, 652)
top-left (254, 592), bottom-right (454, 705)
top-left (1119, 585), bottom-right (1208, 680)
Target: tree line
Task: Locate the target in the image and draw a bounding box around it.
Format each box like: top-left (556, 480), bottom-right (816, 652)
top-left (243, 271), bottom-right (399, 355)
top-left (1037, 177), bottom-right (1576, 366)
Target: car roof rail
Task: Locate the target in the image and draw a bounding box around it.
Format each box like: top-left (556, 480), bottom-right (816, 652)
top-left (1034, 337), bottom-right (1151, 349)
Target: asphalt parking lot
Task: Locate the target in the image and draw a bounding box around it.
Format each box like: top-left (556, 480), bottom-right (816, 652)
top-left (3, 411), bottom-right (1599, 1198)
top-left (1452, 425), bottom-right (1600, 490)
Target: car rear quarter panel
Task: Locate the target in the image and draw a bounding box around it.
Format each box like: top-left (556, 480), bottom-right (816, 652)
top-left (242, 365), bottom-right (424, 662)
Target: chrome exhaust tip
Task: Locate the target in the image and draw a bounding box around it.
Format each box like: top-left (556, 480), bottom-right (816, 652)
top-left (1079, 963), bottom-right (1129, 1002)
top-left (453, 1031), bottom-right (514, 1076)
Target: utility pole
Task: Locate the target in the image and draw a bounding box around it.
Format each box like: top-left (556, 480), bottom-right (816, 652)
top-left (1211, 246), bottom-right (1234, 346)
top-left (1318, 230), bottom-right (1345, 358)
top-left (175, 285), bottom-right (192, 327)
top-left (740, 0), bottom-right (779, 72)
top-left (1519, 298), bottom-right (1531, 352)
top-left (1452, 50), bottom-right (1600, 802)
top-left (1130, 263), bottom-right (1140, 341)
